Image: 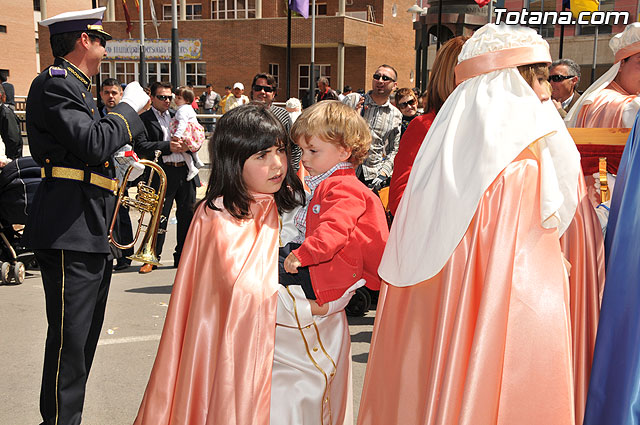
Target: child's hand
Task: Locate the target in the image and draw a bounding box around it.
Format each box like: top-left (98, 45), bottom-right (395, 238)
top-left (310, 300), bottom-right (329, 315)
top-left (284, 252), bottom-right (301, 274)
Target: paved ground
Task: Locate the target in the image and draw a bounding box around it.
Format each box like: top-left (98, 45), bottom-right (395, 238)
top-left (0, 210), bottom-right (376, 424)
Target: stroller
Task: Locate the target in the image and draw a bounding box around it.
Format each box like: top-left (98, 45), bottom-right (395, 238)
top-left (0, 156), bottom-right (40, 284)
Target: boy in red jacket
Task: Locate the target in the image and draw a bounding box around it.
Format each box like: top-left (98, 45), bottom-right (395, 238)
top-left (281, 100), bottom-right (389, 314)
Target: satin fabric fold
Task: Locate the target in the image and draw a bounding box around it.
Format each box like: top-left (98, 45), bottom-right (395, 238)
top-left (583, 114), bottom-right (640, 425)
top-left (358, 150), bottom-right (576, 425)
top-left (559, 173), bottom-right (606, 425)
top-left (272, 285), bottom-right (353, 425)
top-left (134, 194), bottom-right (280, 425)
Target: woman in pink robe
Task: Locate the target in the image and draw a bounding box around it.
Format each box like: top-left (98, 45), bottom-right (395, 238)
top-left (134, 105), bottom-right (306, 425)
top-left (358, 24), bottom-right (603, 425)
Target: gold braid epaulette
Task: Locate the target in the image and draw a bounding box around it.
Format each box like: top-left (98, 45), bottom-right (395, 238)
top-left (107, 112), bottom-right (133, 142)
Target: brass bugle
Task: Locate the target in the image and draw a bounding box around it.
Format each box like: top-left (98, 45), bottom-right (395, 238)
top-left (109, 150), bottom-right (167, 266)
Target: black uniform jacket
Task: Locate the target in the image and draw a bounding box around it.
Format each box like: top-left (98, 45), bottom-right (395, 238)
top-left (25, 57), bottom-right (145, 254)
top-left (136, 108), bottom-right (201, 187)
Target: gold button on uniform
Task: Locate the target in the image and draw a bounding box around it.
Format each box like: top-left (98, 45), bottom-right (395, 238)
top-left (45, 158), bottom-right (50, 163)
top-left (104, 161), bottom-right (109, 168)
top-left (82, 93), bottom-right (86, 98)
top-left (313, 347), bottom-right (318, 352)
top-left (91, 108), bottom-right (95, 114)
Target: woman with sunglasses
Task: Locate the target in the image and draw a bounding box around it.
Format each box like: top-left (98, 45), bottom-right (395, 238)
top-left (395, 87), bottom-right (420, 137)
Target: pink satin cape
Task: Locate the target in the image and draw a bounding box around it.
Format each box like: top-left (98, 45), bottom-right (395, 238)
top-left (575, 81), bottom-right (636, 128)
top-left (134, 194), bottom-right (280, 425)
top-left (559, 173), bottom-right (605, 425)
top-left (358, 150), bottom-right (579, 425)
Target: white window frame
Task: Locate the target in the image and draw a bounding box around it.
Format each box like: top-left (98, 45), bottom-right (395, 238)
top-left (115, 61), bottom-right (138, 85)
top-left (269, 63), bottom-right (279, 88)
top-left (163, 3), bottom-right (203, 20)
top-left (211, 0), bottom-right (256, 20)
top-left (146, 62), bottom-right (171, 84)
top-left (185, 62), bottom-right (207, 86)
top-left (100, 62), bottom-right (113, 80)
top-left (309, 2), bottom-right (327, 16)
top-left (298, 64), bottom-right (331, 100)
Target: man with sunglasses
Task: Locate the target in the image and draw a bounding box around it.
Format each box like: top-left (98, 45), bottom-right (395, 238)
top-left (26, 7), bottom-right (149, 424)
top-left (343, 64), bottom-right (402, 190)
top-left (136, 81), bottom-right (200, 274)
top-left (549, 59), bottom-right (581, 119)
top-left (250, 72), bottom-right (301, 171)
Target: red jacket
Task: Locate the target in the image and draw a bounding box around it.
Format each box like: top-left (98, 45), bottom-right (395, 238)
top-left (293, 168), bottom-right (389, 305)
top-left (387, 110), bottom-right (436, 215)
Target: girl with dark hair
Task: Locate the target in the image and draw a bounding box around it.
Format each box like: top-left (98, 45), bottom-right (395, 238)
top-left (134, 104), bottom-right (307, 425)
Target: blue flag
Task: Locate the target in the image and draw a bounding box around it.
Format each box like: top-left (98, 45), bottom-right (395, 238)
top-left (583, 113), bottom-right (640, 425)
top-left (289, 0), bottom-right (309, 18)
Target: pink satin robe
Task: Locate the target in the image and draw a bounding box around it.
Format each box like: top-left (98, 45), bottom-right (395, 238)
top-left (575, 81), bottom-right (636, 128)
top-left (134, 195), bottom-right (280, 425)
top-left (358, 149), bottom-right (603, 425)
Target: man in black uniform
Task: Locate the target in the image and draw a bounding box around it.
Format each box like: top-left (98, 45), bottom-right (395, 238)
top-left (25, 7), bottom-right (149, 425)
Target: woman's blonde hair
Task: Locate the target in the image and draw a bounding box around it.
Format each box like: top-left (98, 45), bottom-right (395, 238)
top-left (290, 100), bottom-right (371, 166)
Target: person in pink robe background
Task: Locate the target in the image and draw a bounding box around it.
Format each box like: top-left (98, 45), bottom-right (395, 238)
top-left (358, 24), bottom-right (603, 425)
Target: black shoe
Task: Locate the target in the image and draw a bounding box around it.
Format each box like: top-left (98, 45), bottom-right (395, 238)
top-left (114, 261), bottom-right (131, 271)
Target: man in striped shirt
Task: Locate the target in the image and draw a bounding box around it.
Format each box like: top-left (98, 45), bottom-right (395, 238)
top-left (342, 64), bottom-right (402, 189)
top-left (250, 72), bottom-right (301, 172)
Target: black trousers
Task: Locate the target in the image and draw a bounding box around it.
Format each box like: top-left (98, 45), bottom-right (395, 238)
top-left (35, 249), bottom-right (112, 425)
top-left (155, 164), bottom-right (196, 266)
top-left (278, 242), bottom-right (316, 300)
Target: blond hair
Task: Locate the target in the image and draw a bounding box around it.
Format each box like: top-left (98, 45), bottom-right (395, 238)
top-left (517, 63), bottom-right (549, 87)
top-left (290, 100), bottom-right (371, 165)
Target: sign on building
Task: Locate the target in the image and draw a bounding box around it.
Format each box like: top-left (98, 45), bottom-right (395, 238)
top-left (105, 39), bottom-right (202, 60)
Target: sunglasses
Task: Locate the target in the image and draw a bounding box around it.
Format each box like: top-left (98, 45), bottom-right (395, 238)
top-left (253, 84), bottom-right (274, 93)
top-left (398, 98), bottom-right (416, 109)
top-left (373, 73), bottom-right (395, 82)
top-left (548, 74), bottom-right (575, 83)
top-left (89, 35), bottom-right (107, 48)
top-left (155, 95), bottom-right (172, 101)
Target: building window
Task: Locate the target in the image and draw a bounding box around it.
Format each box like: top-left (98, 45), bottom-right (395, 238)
top-left (100, 62), bottom-right (113, 80)
top-left (298, 64), bottom-right (331, 100)
top-left (0, 25), bottom-right (6, 33)
top-left (576, 0), bottom-right (615, 36)
top-left (309, 2), bottom-right (327, 16)
top-left (115, 62), bottom-right (137, 84)
top-left (163, 3), bottom-right (203, 20)
top-left (212, 0), bottom-right (256, 19)
top-left (269, 63), bottom-right (279, 87)
top-left (147, 62), bottom-right (171, 84)
top-left (185, 62), bottom-right (206, 86)
top-left (33, 0), bottom-right (40, 11)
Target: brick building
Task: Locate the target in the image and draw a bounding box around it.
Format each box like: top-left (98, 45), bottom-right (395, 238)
top-left (35, 0), bottom-right (417, 103)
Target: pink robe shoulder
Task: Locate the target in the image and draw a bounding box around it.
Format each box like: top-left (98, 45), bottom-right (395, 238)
top-left (358, 149), bottom-right (580, 425)
top-left (575, 81), bottom-right (636, 128)
top-left (134, 196), bottom-right (280, 425)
